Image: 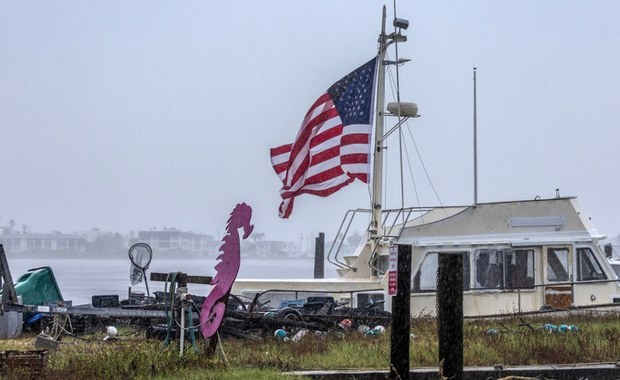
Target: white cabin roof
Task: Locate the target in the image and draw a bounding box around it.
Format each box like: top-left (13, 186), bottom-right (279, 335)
top-left (396, 197), bottom-right (605, 247)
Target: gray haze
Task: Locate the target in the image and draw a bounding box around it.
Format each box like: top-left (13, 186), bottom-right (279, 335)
top-left (1, 2), bottom-right (619, 242)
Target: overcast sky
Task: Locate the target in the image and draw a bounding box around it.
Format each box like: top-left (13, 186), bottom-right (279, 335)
top-left (1, 1), bottom-right (619, 244)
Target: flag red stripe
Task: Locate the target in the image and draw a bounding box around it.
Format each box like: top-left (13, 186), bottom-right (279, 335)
top-left (288, 95), bottom-right (333, 159)
top-left (350, 173), bottom-right (368, 182)
top-left (341, 133), bottom-right (369, 145)
top-left (280, 175), bottom-right (354, 199)
top-left (270, 144), bottom-right (291, 157)
top-left (311, 146), bottom-right (340, 166)
top-left (341, 153), bottom-right (369, 164)
top-left (304, 166), bottom-right (343, 185)
top-left (272, 162), bottom-right (289, 175)
top-left (288, 108), bottom-right (339, 187)
top-left (310, 123), bottom-right (343, 149)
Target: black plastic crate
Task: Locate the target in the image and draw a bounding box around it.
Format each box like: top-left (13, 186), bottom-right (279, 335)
top-left (92, 295), bottom-right (120, 308)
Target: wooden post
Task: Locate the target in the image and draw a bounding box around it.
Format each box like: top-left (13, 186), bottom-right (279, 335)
top-left (390, 244), bottom-right (411, 379)
top-left (437, 253), bottom-right (463, 379)
top-left (0, 244), bottom-right (22, 339)
top-left (0, 245), bottom-right (18, 304)
top-left (314, 233), bottom-right (325, 279)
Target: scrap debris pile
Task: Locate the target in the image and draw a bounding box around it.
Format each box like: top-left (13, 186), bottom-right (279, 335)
top-left (2, 265), bottom-right (392, 347)
top-left (18, 289), bottom-right (392, 347)
top-left (219, 294), bottom-right (391, 341)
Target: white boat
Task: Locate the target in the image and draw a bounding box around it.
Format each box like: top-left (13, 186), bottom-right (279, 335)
top-left (231, 8), bottom-right (620, 317)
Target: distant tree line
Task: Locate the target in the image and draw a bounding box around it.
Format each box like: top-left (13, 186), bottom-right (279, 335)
top-left (86, 233), bottom-right (126, 254)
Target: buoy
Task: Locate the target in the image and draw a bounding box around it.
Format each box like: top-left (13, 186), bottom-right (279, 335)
top-left (486, 328), bottom-right (498, 335)
top-left (543, 324), bottom-right (558, 333)
top-left (357, 325), bottom-right (370, 335)
top-left (558, 324), bottom-right (569, 333)
top-left (104, 326), bottom-right (118, 341)
top-left (274, 329), bottom-right (288, 340)
top-left (568, 325), bottom-right (578, 332)
top-left (365, 326), bottom-right (384, 337)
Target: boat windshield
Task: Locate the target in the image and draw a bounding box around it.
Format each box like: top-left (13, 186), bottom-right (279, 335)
top-left (611, 263), bottom-right (620, 279)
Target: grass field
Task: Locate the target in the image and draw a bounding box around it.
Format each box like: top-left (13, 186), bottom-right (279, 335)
top-left (1, 311), bottom-right (619, 379)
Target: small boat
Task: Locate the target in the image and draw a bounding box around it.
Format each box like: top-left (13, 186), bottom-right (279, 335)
top-left (232, 7), bottom-right (620, 318)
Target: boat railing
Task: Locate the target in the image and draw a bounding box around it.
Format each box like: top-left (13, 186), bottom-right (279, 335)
top-left (327, 208), bottom-right (372, 270)
top-left (368, 207), bottom-right (425, 275)
top-left (328, 206), bottom-right (433, 273)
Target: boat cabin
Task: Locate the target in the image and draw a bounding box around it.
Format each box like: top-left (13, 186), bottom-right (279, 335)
top-left (380, 197), bottom-right (620, 316)
top-left (233, 197), bottom-right (620, 317)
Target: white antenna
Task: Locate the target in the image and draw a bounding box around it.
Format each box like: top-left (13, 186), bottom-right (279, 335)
top-left (473, 67), bottom-right (478, 206)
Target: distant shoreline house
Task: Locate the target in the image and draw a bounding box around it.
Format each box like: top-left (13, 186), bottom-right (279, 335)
top-left (136, 229), bottom-right (306, 258)
top-left (137, 228), bottom-right (215, 255)
top-left (0, 232), bottom-right (87, 253)
top-left (0, 226), bottom-right (309, 258)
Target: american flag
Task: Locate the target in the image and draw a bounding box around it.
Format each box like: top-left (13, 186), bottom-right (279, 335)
top-left (270, 58), bottom-right (377, 218)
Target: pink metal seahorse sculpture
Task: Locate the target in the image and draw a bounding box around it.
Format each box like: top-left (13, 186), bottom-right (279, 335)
top-left (200, 203), bottom-right (253, 339)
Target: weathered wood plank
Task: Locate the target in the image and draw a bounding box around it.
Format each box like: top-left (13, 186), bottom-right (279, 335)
top-left (150, 272), bottom-right (213, 285)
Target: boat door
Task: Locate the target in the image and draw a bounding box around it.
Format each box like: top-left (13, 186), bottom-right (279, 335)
top-left (543, 246), bottom-right (573, 308)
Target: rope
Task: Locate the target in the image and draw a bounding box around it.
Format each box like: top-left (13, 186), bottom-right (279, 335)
top-left (186, 300), bottom-right (199, 353)
top-left (161, 272), bottom-right (201, 354)
top-left (162, 272), bottom-right (179, 349)
top-left (50, 314), bottom-right (73, 340)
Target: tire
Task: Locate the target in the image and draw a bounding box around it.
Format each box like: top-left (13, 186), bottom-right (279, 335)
top-left (275, 307), bottom-right (302, 321)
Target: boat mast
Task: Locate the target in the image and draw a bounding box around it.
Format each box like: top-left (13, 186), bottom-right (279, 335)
top-left (370, 6), bottom-right (388, 241)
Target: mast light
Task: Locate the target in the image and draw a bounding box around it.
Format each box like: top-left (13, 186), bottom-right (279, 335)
top-left (393, 18), bottom-right (409, 30)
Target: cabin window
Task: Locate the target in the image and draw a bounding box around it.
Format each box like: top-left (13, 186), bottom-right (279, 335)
top-left (412, 252), bottom-right (470, 293)
top-left (547, 247), bottom-right (569, 282)
top-left (377, 255), bottom-right (389, 274)
top-left (474, 248), bottom-right (535, 289)
top-left (576, 247), bottom-right (607, 281)
top-left (506, 249), bottom-right (535, 288)
top-left (611, 264), bottom-right (620, 279)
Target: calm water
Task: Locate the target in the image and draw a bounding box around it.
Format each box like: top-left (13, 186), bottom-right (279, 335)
top-left (6, 256), bottom-right (338, 305)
